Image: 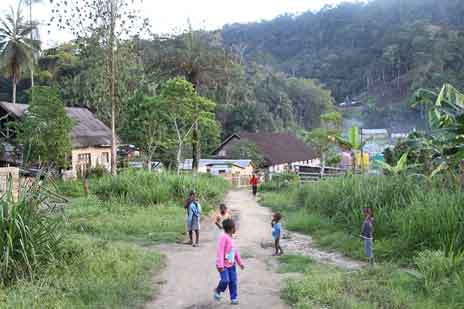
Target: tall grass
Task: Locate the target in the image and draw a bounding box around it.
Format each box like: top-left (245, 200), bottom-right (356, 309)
top-left (0, 180), bottom-right (63, 285)
top-left (261, 175), bottom-right (464, 262)
top-left (93, 170), bottom-right (229, 207)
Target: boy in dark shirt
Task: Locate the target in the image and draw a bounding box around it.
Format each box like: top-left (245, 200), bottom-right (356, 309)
top-left (360, 207), bottom-right (374, 265)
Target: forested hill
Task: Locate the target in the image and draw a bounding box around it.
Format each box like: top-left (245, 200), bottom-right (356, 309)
top-left (221, 0), bottom-right (464, 106)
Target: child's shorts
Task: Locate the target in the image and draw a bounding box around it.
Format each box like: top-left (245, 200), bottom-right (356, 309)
top-left (364, 238), bottom-right (373, 258)
top-left (188, 216), bottom-right (200, 231)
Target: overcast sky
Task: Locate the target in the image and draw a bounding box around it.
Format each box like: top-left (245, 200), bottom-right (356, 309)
top-left (1, 0), bottom-right (361, 47)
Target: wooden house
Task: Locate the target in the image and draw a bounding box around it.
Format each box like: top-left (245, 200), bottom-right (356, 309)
top-left (0, 102), bottom-right (114, 178)
top-left (212, 132), bottom-right (319, 173)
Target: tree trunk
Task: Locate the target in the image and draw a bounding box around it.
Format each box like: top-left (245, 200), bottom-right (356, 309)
top-left (192, 121), bottom-right (200, 172)
top-left (191, 76), bottom-right (201, 173)
top-left (12, 72), bottom-right (17, 104)
top-left (30, 1), bottom-right (34, 89)
top-left (320, 152), bottom-right (325, 179)
top-left (110, 0), bottom-right (117, 176)
top-left (176, 143), bottom-right (183, 175)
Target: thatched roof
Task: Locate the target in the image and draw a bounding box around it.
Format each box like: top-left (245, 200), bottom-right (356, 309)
top-left (213, 132), bottom-right (318, 166)
top-left (0, 102), bottom-right (113, 148)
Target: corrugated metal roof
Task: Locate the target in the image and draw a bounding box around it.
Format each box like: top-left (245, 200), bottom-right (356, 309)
top-left (0, 102), bottom-right (113, 148)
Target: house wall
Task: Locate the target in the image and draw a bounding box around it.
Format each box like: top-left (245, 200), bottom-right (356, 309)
top-left (269, 159), bottom-right (321, 173)
top-left (69, 147), bottom-right (112, 177)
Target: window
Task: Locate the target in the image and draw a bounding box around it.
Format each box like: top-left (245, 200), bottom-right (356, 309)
top-left (78, 153), bottom-right (91, 166)
top-left (101, 152), bottom-right (109, 164)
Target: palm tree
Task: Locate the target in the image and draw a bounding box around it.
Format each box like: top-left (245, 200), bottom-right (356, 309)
top-left (25, 0), bottom-right (42, 88)
top-left (0, 2), bottom-right (40, 103)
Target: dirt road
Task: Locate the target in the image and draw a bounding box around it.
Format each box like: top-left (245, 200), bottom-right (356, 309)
top-left (145, 189), bottom-right (362, 309)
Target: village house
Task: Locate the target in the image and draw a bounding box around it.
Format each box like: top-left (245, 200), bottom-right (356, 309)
top-left (181, 159), bottom-right (254, 176)
top-left (212, 132), bottom-right (319, 173)
top-left (0, 102), bottom-right (114, 178)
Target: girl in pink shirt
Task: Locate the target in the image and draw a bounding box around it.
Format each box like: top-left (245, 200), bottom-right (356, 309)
top-left (214, 219), bottom-right (245, 305)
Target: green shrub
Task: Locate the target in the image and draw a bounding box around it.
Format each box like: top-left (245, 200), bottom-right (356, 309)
top-left (414, 250), bottom-right (464, 293)
top-left (87, 165), bottom-right (110, 178)
top-left (0, 181), bottom-right (63, 285)
top-left (52, 180), bottom-right (85, 198)
top-left (93, 170), bottom-right (229, 207)
top-left (260, 172), bottom-right (299, 192)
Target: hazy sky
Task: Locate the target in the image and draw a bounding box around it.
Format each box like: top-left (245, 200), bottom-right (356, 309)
top-left (1, 0), bottom-right (361, 47)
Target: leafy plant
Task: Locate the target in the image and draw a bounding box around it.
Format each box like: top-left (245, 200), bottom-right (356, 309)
top-left (0, 177), bottom-right (63, 285)
top-left (376, 152), bottom-right (410, 175)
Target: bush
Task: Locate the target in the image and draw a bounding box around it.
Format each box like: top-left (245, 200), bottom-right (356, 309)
top-left (0, 181), bottom-right (63, 285)
top-left (414, 250), bottom-right (464, 293)
top-left (260, 172), bottom-right (299, 192)
top-left (87, 165), bottom-right (110, 178)
top-left (93, 170), bottom-right (229, 207)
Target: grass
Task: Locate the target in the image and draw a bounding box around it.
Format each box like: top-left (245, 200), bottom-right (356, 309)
top-left (279, 254), bottom-right (464, 309)
top-left (65, 196), bottom-right (185, 242)
top-left (0, 235), bottom-right (163, 308)
top-left (277, 254), bottom-right (312, 273)
top-left (263, 175), bottom-right (464, 308)
top-left (261, 175), bottom-right (464, 264)
top-left (0, 171), bottom-right (230, 308)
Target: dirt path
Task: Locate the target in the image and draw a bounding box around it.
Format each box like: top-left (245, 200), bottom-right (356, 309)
top-left (145, 190), bottom-right (362, 309)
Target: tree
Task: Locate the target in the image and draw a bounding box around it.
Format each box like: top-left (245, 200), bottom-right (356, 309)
top-left (24, 0), bottom-right (42, 88)
top-left (121, 93), bottom-right (173, 171)
top-left (50, 0), bottom-right (149, 175)
top-left (305, 112), bottom-right (342, 175)
top-left (159, 78), bottom-right (218, 173)
top-left (16, 86), bottom-right (74, 169)
top-left (412, 83), bottom-right (464, 170)
top-left (0, 2), bottom-right (40, 103)
top-left (227, 140), bottom-right (265, 168)
top-left (336, 126), bottom-right (367, 172)
top-left (148, 24), bottom-right (229, 172)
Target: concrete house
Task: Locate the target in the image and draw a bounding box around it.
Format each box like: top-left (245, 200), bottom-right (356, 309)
top-left (212, 132), bottom-right (319, 173)
top-left (181, 159), bottom-right (255, 176)
top-left (0, 102), bottom-right (114, 178)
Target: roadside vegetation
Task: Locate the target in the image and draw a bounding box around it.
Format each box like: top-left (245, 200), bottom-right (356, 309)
top-left (263, 175), bottom-right (464, 308)
top-left (0, 171), bottom-right (228, 308)
top-left (278, 254), bottom-right (464, 309)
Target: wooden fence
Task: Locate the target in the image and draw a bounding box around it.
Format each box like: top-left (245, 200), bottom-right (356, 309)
top-left (296, 165), bottom-right (357, 182)
top-left (223, 175), bottom-right (251, 187)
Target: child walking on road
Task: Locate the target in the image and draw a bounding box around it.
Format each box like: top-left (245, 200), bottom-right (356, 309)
top-left (214, 219), bottom-right (245, 305)
top-left (361, 207), bottom-right (374, 265)
top-left (271, 213), bottom-right (284, 256)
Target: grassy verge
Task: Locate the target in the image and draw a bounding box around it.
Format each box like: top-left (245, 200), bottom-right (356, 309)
top-left (0, 171), bottom-right (229, 308)
top-left (65, 196), bottom-right (185, 242)
top-left (263, 175), bottom-right (464, 308)
top-left (0, 235), bottom-right (162, 308)
top-left (261, 175), bottom-right (464, 264)
top-left (278, 254), bottom-right (464, 309)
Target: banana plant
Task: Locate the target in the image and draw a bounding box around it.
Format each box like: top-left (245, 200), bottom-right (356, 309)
top-left (413, 83), bottom-right (464, 170)
top-left (335, 126), bottom-right (368, 171)
top-left (376, 152), bottom-right (411, 175)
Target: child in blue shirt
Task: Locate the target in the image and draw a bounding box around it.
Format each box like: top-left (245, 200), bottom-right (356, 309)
top-left (271, 213), bottom-right (284, 256)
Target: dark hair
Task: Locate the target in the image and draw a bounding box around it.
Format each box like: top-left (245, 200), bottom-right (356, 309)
top-left (363, 207), bottom-right (373, 217)
top-left (274, 212), bottom-right (282, 222)
top-left (222, 219), bottom-right (235, 233)
top-left (219, 203), bottom-right (227, 210)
